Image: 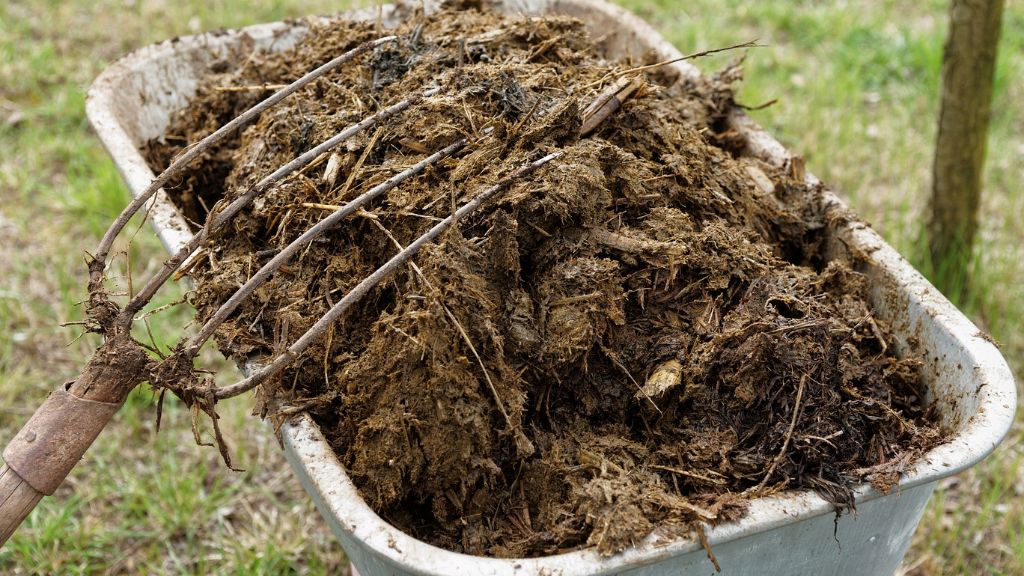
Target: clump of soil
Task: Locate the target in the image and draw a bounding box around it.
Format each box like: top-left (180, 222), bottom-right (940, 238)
top-left (147, 4), bottom-right (941, 558)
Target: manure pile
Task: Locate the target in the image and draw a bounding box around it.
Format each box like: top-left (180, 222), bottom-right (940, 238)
top-left (147, 4), bottom-right (940, 558)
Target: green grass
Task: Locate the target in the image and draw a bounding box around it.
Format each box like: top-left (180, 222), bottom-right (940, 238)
top-left (1, 0), bottom-right (1021, 574)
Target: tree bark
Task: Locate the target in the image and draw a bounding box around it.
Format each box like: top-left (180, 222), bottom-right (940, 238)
top-left (929, 0), bottom-right (1005, 287)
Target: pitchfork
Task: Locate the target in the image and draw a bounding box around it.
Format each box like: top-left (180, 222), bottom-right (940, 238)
top-left (0, 34), bottom-right (647, 544)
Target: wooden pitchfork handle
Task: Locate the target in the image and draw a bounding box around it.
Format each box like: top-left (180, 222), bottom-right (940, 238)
top-left (0, 338), bottom-right (147, 545)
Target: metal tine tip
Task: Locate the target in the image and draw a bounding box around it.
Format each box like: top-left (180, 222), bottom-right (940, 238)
top-left (214, 151), bottom-right (561, 400)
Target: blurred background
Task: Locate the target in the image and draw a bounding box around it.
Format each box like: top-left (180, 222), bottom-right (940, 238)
top-left (0, 0), bottom-right (1020, 573)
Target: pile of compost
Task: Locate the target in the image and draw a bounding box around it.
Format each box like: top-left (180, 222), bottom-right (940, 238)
top-left (147, 3), bottom-right (941, 558)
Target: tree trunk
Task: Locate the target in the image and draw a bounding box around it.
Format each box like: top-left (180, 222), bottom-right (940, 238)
top-left (929, 0), bottom-right (1005, 289)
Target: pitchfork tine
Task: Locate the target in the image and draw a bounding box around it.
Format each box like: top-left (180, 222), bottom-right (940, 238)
top-left (184, 129), bottom-right (466, 355)
top-left (121, 85), bottom-right (441, 322)
top-left (214, 151), bottom-right (561, 400)
top-left (92, 36), bottom-right (398, 285)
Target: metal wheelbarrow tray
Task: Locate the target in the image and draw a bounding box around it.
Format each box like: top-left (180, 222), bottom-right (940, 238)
top-left (85, 1), bottom-right (1016, 574)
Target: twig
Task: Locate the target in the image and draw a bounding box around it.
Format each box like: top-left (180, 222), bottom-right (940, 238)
top-left (579, 75), bottom-right (645, 136)
top-left (600, 343), bottom-right (660, 414)
top-left (214, 84), bottom-right (288, 92)
top-left (651, 464), bottom-right (725, 486)
top-left (696, 524), bottom-right (721, 573)
top-left (448, 309), bottom-right (520, 441)
top-left (799, 430), bottom-right (845, 449)
top-left (339, 126), bottom-right (384, 197)
top-left (736, 98), bottom-right (778, 111)
top-left (132, 295), bottom-right (187, 323)
top-left (524, 220), bottom-right (551, 237)
top-left (755, 374), bottom-right (806, 491)
top-left (582, 39), bottom-right (761, 89)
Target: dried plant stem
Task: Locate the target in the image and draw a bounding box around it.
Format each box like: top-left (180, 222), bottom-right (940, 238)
top-left (213, 152), bottom-right (560, 400)
top-left (120, 86), bottom-right (440, 323)
top-left (90, 36), bottom-right (397, 287)
top-left (615, 39), bottom-right (759, 76)
top-left (636, 359), bottom-right (683, 402)
top-left (590, 228), bottom-right (687, 256)
top-left (339, 126), bottom-right (384, 197)
top-left (580, 75), bottom-right (645, 136)
top-left (755, 374), bottom-right (806, 491)
top-left (214, 84), bottom-right (288, 92)
top-left (696, 524), bottom-right (721, 573)
top-left (301, 202), bottom-right (345, 211)
top-left (651, 464), bottom-right (725, 486)
top-left (321, 152), bottom-right (344, 187)
top-left (582, 39), bottom-right (760, 90)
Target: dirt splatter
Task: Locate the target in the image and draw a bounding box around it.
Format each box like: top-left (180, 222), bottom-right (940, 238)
top-left (147, 5), bottom-right (941, 558)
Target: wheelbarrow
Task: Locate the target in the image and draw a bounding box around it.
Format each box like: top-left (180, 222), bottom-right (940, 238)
top-left (7, 0), bottom-right (1016, 574)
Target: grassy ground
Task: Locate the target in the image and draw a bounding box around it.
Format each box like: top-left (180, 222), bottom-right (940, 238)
top-left (0, 0), bottom-right (1020, 574)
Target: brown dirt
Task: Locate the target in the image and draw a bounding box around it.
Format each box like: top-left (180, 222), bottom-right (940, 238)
top-left (146, 4), bottom-right (941, 558)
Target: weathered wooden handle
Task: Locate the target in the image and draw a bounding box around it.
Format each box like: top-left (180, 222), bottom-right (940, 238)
top-left (0, 337), bottom-right (148, 547)
top-left (0, 388), bottom-right (122, 546)
top-left (0, 465), bottom-right (44, 545)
